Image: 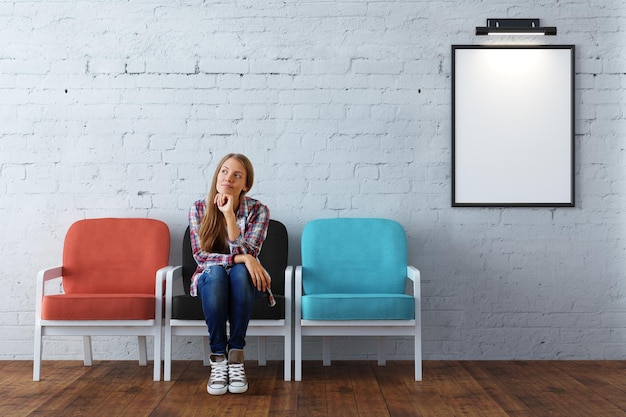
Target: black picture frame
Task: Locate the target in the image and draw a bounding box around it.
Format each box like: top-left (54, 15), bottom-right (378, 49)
top-left (452, 45), bottom-right (575, 207)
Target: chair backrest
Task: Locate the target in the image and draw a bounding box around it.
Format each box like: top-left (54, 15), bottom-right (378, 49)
top-left (301, 218), bottom-right (407, 295)
top-left (182, 219), bottom-right (288, 296)
top-left (62, 218), bottom-right (170, 294)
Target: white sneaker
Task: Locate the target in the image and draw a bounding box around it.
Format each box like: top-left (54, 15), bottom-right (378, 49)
top-left (207, 354), bottom-right (228, 395)
top-left (227, 349), bottom-right (248, 394)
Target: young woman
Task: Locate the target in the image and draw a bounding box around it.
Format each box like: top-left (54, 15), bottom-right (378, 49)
top-left (188, 153), bottom-right (271, 395)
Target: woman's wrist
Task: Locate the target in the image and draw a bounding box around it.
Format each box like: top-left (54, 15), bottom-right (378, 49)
top-left (233, 253), bottom-right (251, 265)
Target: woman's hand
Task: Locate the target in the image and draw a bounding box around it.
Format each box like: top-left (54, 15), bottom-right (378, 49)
top-left (237, 254), bottom-right (271, 292)
top-left (214, 193), bottom-right (241, 241)
top-left (214, 193), bottom-right (235, 214)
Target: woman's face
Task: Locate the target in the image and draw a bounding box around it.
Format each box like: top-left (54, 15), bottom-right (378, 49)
top-left (216, 157), bottom-right (248, 197)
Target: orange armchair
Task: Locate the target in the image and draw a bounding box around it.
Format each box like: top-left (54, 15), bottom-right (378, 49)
top-left (33, 218), bottom-right (171, 381)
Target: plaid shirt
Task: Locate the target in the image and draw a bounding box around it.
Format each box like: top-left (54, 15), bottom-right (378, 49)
top-left (188, 196), bottom-right (270, 297)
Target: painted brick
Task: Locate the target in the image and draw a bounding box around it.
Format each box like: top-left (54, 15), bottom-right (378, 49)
top-left (0, 0), bottom-right (624, 364)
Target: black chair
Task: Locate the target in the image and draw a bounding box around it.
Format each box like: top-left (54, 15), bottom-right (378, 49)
top-left (164, 219), bottom-right (292, 381)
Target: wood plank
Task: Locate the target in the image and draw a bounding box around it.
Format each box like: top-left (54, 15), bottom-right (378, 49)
top-left (460, 361), bottom-right (535, 415)
top-left (295, 361), bottom-right (328, 417)
top-left (269, 361), bottom-right (298, 416)
top-left (0, 361), bottom-right (82, 415)
top-left (156, 360), bottom-right (220, 417)
top-left (502, 361), bottom-right (604, 417)
top-left (545, 361), bottom-right (626, 416)
top-left (322, 361), bottom-right (359, 417)
top-left (348, 361), bottom-right (390, 417)
top-left (418, 361), bottom-right (498, 416)
top-left (376, 361), bottom-right (437, 416)
top-left (400, 361), bottom-right (457, 417)
top-left (240, 361), bottom-right (273, 417)
top-left (482, 361), bottom-right (566, 417)
top-left (31, 361), bottom-right (119, 415)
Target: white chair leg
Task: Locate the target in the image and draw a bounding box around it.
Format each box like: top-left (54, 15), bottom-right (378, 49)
top-left (258, 336), bottom-right (267, 366)
top-left (415, 330), bottom-right (422, 381)
top-left (295, 325), bottom-right (302, 381)
top-left (33, 325), bottom-right (42, 381)
top-left (284, 328), bottom-right (291, 381)
top-left (153, 332), bottom-right (161, 381)
top-left (82, 336), bottom-right (93, 366)
top-left (202, 336), bottom-right (210, 366)
top-left (323, 337), bottom-right (331, 366)
top-left (164, 326), bottom-right (172, 381)
top-left (378, 336), bottom-right (386, 366)
top-left (138, 336), bottom-right (148, 366)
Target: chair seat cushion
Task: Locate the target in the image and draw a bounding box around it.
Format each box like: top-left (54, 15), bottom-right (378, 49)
top-left (301, 294), bottom-right (415, 320)
top-left (251, 294), bottom-right (285, 320)
top-left (171, 294), bottom-right (204, 320)
top-left (41, 294), bottom-right (155, 320)
top-left (171, 294), bottom-right (286, 321)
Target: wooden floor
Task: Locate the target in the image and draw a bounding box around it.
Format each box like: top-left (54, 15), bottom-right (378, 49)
top-left (2, 360), bottom-right (626, 416)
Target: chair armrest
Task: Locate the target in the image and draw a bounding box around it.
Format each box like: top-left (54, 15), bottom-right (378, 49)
top-left (154, 266), bottom-right (175, 324)
top-left (166, 266), bottom-right (183, 279)
top-left (37, 266), bottom-right (63, 284)
top-left (164, 266), bottom-right (183, 321)
top-left (284, 266), bottom-right (294, 325)
top-left (36, 266), bottom-right (63, 296)
top-left (284, 265), bottom-right (293, 301)
top-left (165, 266), bottom-right (183, 296)
top-left (407, 266), bottom-right (421, 299)
top-left (155, 266), bottom-right (174, 298)
top-left (35, 266), bottom-right (63, 322)
top-left (407, 265), bottom-right (420, 283)
top-left (407, 266), bottom-right (421, 327)
top-left (294, 266), bottom-right (302, 295)
top-left (295, 266), bottom-right (302, 322)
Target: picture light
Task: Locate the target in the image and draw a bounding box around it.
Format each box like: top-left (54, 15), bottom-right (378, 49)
top-left (476, 19), bottom-right (557, 36)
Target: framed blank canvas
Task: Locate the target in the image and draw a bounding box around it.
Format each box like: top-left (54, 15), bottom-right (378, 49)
top-left (452, 45), bottom-right (575, 207)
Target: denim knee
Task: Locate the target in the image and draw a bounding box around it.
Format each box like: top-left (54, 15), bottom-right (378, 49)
top-left (228, 264), bottom-right (255, 304)
top-left (197, 267), bottom-right (229, 304)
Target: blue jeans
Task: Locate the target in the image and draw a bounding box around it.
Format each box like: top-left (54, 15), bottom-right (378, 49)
top-left (197, 264), bottom-right (259, 355)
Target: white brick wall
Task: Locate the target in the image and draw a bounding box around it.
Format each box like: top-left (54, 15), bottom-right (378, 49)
top-left (1, 0), bottom-right (624, 362)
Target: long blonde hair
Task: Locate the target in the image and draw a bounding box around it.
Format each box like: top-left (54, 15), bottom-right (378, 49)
top-left (198, 153), bottom-right (255, 253)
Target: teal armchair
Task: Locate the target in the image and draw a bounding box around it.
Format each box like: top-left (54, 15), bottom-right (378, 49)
top-left (294, 218), bottom-right (422, 381)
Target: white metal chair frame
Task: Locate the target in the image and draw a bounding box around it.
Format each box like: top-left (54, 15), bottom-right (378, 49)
top-left (163, 266), bottom-right (293, 381)
top-left (33, 266), bottom-right (169, 382)
top-left (294, 265), bottom-right (422, 381)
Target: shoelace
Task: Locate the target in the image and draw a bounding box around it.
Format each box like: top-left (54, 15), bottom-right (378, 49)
top-left (209, 362), bottom-right (228, 385)
top-left (228, 363), bottom-right (246, 382)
